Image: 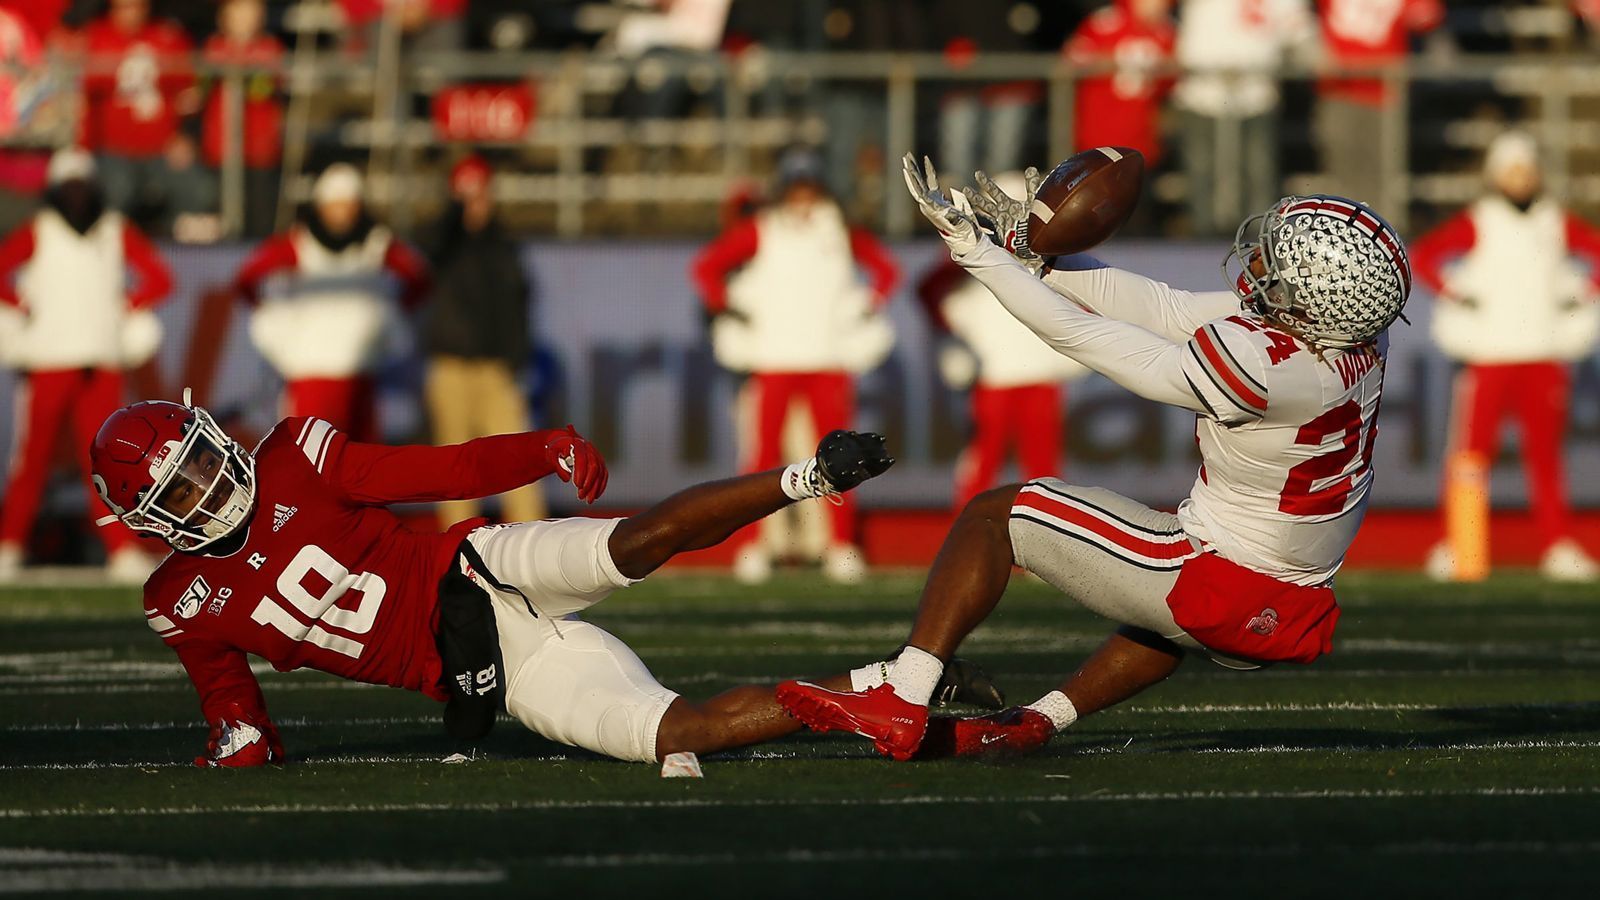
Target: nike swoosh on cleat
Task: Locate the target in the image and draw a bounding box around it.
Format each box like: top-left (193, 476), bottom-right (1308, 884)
top-left (980, 733), bottom-right (1006, 745)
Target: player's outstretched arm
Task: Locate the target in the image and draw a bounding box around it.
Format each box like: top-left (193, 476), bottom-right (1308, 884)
top-left (960, 245), bottom-right (1214, 415)
top-left (964, 164), bottom-right (1236, 340)
top-left (291, 417), bottom-right (607, 508)
top-left (1040, 257), bottom-right (1241, 342)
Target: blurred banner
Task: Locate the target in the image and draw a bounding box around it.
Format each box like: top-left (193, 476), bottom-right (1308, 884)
top-left (3, 241), bottom-right (1597, 514)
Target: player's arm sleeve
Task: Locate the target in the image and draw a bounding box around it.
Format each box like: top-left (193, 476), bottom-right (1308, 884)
top-left (849, 227), bottom-right (901, 305)
top-left (0, 224), bottom-right (34, 307)
top-left (954, 240), bottom-right (1213, 415)
top-left (172, 638), bottom-right (270, 728)
top-left (1407, 212), bottom-right (1476, 296)
top-left (121, 226), bottom-right (175, 310)
top-left (1178, 320), bottom-right (1271, 425)
top-left (292, 416), bottom-right (569, 504)
top-left (1040, 255), bottom-right (1241, 342)
top-left (689, 219), bottom-right (759, 314)
top-left (232, 235), bottom-right (299, 305)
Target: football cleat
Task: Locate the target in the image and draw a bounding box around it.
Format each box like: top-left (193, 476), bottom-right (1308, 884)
top-left (814, 431), bottom-right (895, 493)
top-left (933, 656), bottom-right (1006, 710)
top-left (776, 681), bottom-right (927, 761)
top-left (914, 707), bottom-right (1053, 760)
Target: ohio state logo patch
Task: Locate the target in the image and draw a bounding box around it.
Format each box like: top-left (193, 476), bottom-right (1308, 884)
top-left (1246, 608), bottom-right (1279, 636)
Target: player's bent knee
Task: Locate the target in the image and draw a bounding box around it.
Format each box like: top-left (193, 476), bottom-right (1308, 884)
top-left (965, 484), bottom-right (1023, 526)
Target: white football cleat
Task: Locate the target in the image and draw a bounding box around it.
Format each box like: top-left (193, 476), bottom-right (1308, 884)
top-left (1541, 539), bottom-right (1599, 583)
top-left (106, 547), bottom-right (158, 585)
top-left (822, 544), bottom-right (868, 584)
top-left (732, 547), bottom-right (772, 585)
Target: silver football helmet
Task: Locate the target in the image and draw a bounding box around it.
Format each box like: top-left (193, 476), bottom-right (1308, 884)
top-left (1223, 195), bottom-right (1412, 349)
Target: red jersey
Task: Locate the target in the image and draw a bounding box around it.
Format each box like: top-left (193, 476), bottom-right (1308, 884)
top-left (1316, 0), bottom-right (1441, 106)
top-left (79, 17), bottom-right (195, 157)
top-left (143, 417), bottom-right (568, 729)
top-left (200, 34), bottom-right (285, 169)
top-left (1064, 0), bottom-right (1175, 165)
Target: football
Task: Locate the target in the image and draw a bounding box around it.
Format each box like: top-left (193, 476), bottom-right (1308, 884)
top-left (1027, 146), bottom-right (1146, 256)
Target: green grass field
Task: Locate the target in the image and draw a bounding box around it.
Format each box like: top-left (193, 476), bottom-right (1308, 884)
top-left (4, 572), bottom-right (1600, 897)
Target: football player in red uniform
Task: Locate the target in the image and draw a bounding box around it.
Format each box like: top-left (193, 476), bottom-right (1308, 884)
top-left (91, 393), bottom-right (897, 766)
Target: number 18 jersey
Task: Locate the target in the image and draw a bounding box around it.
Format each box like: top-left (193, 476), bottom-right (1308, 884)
top-left (1178, 313), bottom-right (1387, 586)
top-left (142, 417), bottom-right (561, 726)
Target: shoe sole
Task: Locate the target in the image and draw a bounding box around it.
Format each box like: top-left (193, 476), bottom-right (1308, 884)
top-left (775, 682), bottom-right (920, 762)
top-left (955, 725), bottom-right (1052, 758)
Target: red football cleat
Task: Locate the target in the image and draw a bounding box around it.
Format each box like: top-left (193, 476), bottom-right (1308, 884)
top-left (776, 681), bottom-right (928, 761)
top-left (914, 707), bottom-right (1054, 760)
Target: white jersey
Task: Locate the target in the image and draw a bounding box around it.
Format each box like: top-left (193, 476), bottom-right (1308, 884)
top-left (1176, 314), bottom-right (1384, 585)
top-left (956, 243), bottom-right (1385, 586)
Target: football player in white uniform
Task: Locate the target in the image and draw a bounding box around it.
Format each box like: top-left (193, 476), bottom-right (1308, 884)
top-left (778, 155), bottom-right (1412, 760)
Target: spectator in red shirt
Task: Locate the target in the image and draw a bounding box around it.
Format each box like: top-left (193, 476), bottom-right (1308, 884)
top-left (1314, 0), bottom-right (1442, 207)
top-left (0, 0), bottom-right (67, 47)
top-left (80, 0), bottom-right (216, 237)
top-left (201, 0), bottom-right (284, 237)
top-left (337, 0), bottom-right (467, 54)
top-left (1065, 1), bottom-right (1176, 165)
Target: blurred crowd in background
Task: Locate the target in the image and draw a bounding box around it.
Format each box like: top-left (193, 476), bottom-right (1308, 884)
top-left (1, 1), bottom-right (1599, 240)
top-left (0, 0), bottom-right (1598, 586)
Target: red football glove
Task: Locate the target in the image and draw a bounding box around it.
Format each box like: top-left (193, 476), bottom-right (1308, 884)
top-left (194, 703), bottom-right (286, 768)
top-left (545, 425), bottom-right (608, 504)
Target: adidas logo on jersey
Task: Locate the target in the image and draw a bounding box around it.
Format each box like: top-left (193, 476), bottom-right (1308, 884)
top-left (271, 504), bottom-right (298, 532)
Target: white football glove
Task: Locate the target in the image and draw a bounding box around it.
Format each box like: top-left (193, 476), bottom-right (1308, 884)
top-left (966, 167), bottom-right (1046, 274)
top-left (902, 153), bottom-right (983, 258)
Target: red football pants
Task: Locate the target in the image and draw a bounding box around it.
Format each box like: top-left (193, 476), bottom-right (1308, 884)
top-left (735, 371), bottom-right (856, 547)
top-left (954, 383), bottom-right (1063, 507)
top-left (1448, 362), bottom-right (1573, 549)
top-left (284, 376), bottom-right (376, 443)
top-left (0, 368), bottom-right (136, 552)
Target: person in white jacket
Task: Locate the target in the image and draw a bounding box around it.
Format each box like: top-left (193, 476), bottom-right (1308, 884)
top-left (0, 148), bottom-right (171, 582)
top-left (691, 151), bottom-right (900, 584)
top-left (917, 172), bottom-right (1088, 507)
top-left (1412, 131), bottom-right (1600, 582)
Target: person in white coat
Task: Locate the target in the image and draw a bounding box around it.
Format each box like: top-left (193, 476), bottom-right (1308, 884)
top-left (230, 164), bottom-right (430, 441)
top-left (0, 148), bottom-right (171, 582)
top-left (1412, 131), bottom-right (1600, 582)
top-left (691, 151), bottom-right (900, 583)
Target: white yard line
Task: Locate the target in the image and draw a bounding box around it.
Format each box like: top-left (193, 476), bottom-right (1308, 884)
top-left (0, 862), bottom-right (503, 893)
top-left (539, 840), bottom-right (1600, 868)
top-left (2, 786), bottom-right (1597, 819)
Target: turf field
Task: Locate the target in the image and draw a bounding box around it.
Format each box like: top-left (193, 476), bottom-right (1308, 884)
top-left (4, 572), bottom-right (1600, 897)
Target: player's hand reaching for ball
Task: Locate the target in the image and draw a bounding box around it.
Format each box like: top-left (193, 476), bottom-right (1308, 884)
top-left (902, 153), bottom-right (983, 257)
top-left (967, 168), bottom-right (1046, 274)
top-left (546, 425), bottom-right (608, 503)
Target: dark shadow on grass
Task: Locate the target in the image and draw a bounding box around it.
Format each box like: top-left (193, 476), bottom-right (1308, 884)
top-left (1047, 702), bottom-right (1600, 757)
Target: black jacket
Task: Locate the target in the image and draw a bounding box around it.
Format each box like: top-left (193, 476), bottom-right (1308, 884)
top-left (420, 205), bottom-right (532, 365)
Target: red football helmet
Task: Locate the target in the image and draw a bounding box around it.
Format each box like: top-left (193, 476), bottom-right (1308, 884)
top-left (90, 391), bottom-right (257, 552)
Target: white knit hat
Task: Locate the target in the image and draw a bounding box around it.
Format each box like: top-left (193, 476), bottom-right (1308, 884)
top-left (46, 148), bottom-right (96, 186)
top-left (1484, 130), bottom-right (1539, 180)
top-left (312, 163), bottom-right (364, 203)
